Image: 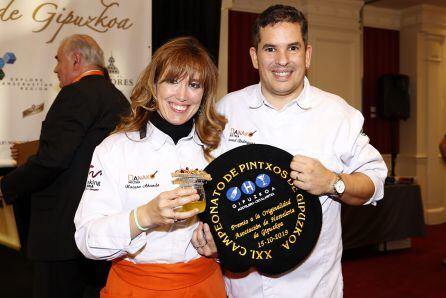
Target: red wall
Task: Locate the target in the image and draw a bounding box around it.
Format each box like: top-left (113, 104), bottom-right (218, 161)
top-left (363, 27), bottom-right (400, 154)
top-left (228, 10), bottom-right (259, 92)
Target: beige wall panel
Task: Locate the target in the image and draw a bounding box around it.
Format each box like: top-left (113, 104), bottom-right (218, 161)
top-left (309, 34), bottom-right (360, 108)
top-left (399, 5), bottom-right (446, 224)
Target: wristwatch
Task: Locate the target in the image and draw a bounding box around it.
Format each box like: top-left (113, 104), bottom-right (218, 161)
top-left (332, 173), bottom-right (345, 197)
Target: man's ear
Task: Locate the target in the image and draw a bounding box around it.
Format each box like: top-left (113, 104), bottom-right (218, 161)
top-left (249, 47), bottom-right (259, 70)
top-left (305, 45), bottom-right (312, 69)
top-left (72, 52), bottom-right (82, 70)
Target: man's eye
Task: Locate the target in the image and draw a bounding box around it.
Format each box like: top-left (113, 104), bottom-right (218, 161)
top-left (289, 45), bottom-right (299, 51)
top-left (264, 47), bottom-right (275, 52)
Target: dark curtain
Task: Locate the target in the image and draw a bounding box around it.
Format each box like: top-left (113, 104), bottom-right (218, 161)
top-left (152, 0), bottom-right (221, 64)
top-left (228, 10), bottom-right (259, 92)
top-left (363, 27), bottom-right (400, 154)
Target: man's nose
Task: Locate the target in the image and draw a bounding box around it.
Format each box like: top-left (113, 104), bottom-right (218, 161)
top-left (275, 49), bottom-right (289, 66)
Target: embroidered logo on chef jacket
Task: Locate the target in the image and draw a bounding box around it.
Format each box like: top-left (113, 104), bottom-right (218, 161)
top-left (228, 127), bottom-right (256, 145)
top-left (125, 170), bottom-right (160, 189)
top-left (85, 164), bottom-right (102, 191)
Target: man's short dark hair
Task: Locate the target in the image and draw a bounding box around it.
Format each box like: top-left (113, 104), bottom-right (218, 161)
top-left (252, 5), bottom-right (308, 49)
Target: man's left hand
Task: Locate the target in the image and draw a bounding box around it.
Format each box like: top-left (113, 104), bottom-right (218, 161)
top-left (191, 221), bottom-right (218, 258)
top-left (290, 154), bottom-right (336, 196)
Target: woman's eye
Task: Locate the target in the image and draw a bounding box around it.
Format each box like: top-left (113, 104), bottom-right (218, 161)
top-left (167, 78), bottom-right (179, 84)
top-left (190, 82), bottom-right (201, 89)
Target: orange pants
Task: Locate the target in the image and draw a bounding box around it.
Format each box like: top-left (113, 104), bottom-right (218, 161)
top-left (100, 257), bottom-right (226, 298)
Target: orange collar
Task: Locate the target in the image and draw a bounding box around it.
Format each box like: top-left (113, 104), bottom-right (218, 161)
top-left (71, 69), bottom-right (104, 84)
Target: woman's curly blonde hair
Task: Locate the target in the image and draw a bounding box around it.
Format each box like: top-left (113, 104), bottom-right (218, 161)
top-left (115, 36), bottom-right (226, 161)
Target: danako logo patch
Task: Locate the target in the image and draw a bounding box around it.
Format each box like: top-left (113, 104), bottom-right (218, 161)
top-left (201, 144), bottom-right (322, 275)
top-left (228, 127), bottom-right (256, 145)
top-left (125, 170), bottom-right (159, 189)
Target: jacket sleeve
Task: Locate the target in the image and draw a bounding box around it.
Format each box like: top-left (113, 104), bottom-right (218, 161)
top-left (0, 87), bottom-right (99, 203)
top-left (74, 144), bottom-right (146, 260)
top-left (337, 110), bottom-right (388, 205)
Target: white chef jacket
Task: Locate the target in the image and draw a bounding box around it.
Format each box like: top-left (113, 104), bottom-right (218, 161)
top-left (74, 123), bottom-right (208, 264)
top-left (216, 77), bottom-right (387, 298)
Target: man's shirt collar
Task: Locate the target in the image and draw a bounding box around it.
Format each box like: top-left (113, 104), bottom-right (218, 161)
top-left (249, 77), bottom-right (313, 110)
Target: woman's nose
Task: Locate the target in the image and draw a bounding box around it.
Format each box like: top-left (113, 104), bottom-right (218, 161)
top-left (176, 82), bottom-right (187, 101)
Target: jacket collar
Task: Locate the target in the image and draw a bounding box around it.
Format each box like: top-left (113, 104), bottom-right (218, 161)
top-left (142, 122), bottom-right (203, 151)
top-left (249, 77), bottom-right (313, 110)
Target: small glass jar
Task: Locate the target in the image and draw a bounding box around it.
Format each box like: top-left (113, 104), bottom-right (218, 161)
top-left (174, 177), bottom-right (207, 213)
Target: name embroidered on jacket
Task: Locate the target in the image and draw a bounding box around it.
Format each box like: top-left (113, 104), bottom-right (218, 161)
top-left (125, 170), bottom-right (159, 189)
top-left (228, 127), bottom-right (256, 144)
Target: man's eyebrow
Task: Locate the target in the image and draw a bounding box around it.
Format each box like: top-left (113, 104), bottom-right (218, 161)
top-left (262, 43), bottom-right (276, 49)
top-left (288, 42), bottom-right (301, 47)
top-left (261, 41), bottom-right (301, 49)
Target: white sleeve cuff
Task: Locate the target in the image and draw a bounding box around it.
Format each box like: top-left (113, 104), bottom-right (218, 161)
top-left (84, 211), bottom-right (147, 259)
top-left (362, 171), bottom-right (385, 206)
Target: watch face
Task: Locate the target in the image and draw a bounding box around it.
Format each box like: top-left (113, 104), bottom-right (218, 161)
top-left (335, 180), bottom-right (345, 194)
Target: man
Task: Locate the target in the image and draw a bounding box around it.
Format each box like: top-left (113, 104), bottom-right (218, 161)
top-left (193, 4), bottom-right (387, 297)
top-left (0, 34), bottom-right (129, 298)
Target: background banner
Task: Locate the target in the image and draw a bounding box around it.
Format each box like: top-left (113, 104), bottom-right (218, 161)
top-left (0, 0), bottom-right (152, 167)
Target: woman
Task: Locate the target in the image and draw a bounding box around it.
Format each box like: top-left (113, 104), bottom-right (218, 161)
top-left (74, 37), bottom-right (226, 297)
